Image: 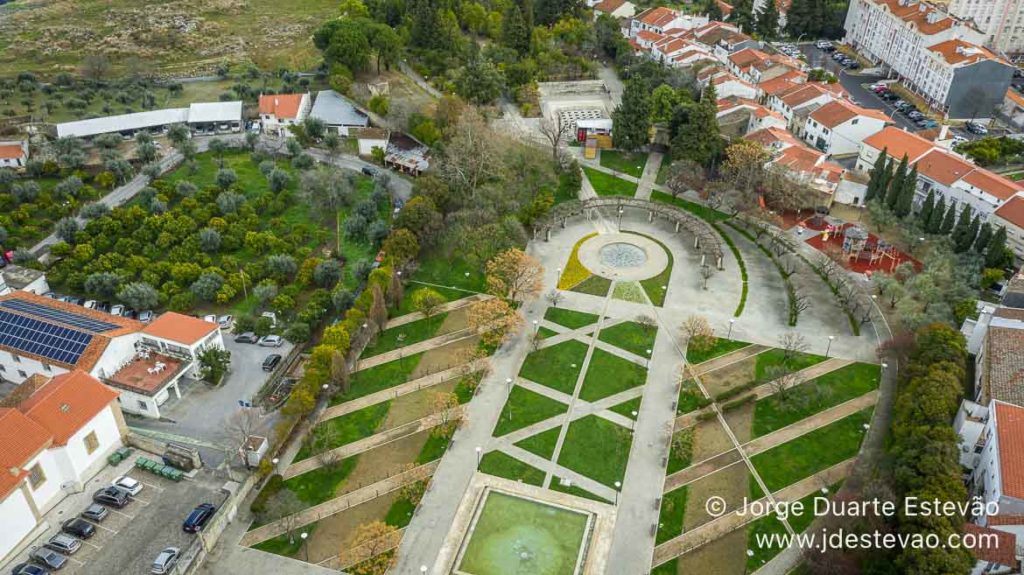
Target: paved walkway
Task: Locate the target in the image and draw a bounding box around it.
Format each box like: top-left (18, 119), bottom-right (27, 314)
top-left (690, 344), bottom-right (770, 376)
top-left (241, 461), bottom-right (438, 546)
top-left (634, 151), bottom-right (664, 200)
top-left (355, 329), bottom-right (476, 371)
top-left (383, 295), bottom-right (488, 330)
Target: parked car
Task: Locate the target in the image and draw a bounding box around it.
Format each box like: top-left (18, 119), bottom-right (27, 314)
top-left (203, 314), bottom-right (217, 324)
top-left (81, 503), bottom-right (108, 523)
top-left (43, 535), bottom-right (80, 556)
top-left (83, 300), bottom-right (97, 310)
top-left (262, 354), bottom-right (282, 372)
top-left (260, 311), bottom-right (278, 327)
top-left (847, 61), bottom-right (860, 69)
top-left (966, 121), bottom-right (989, 135)
top-left (258, 335), bottom-right (283, 347)
top-left (110, 304), bottom-right (125, 316)
top-left (28, 548), bottom-right (66, 571)
top-left (96, 301), bottom-right (111, 313)
top-left (151, 547), bottom-right (180, 575)
top-left (234, 332), bottom-right (258, 344)
top-left (11, 563), bottom-right (49, 575)
top-left (121, 308), bottom-right (137, 319)
top-left (881, 92), bottom-right (899, 101)
top-left (217, 315), bottom-right (233, 330)
top-left (952, 134), bottom-right (969, 145)
top-left (361, 166), bottom-right (379, 177)
top-left (93, 486), bottom-right (130, 508)
top-left (61, 518), bottom-right (96, 539)
top-left (138, 310), bottom-right (154, 323)
top-left (183, 503), bottom-right (216, 533)
top-left (112, 475), bottom-right (143, 496)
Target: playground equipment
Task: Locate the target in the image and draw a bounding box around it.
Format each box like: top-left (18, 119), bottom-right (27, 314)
top-left (842, 225), bottom-right (900, 271)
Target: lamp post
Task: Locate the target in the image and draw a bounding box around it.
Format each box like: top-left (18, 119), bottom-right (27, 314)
top-left (617, 208), bottom-right (624, 230)
top-left (420, 567), bottom-right (428, 574)
top-left (300, 532), bottom-right (308, 562)
top-left (475, 446), bottom-right (482, 468)
top-left (727, 318), bottom-right (735, 340)
top-left (506, 377), bottom-right (513, 391)
top-left (646, 348), bottom-right (652, 368)
top-left (631, 410), bottom-right (638, 430)
top-left (533, 320), bottom-right (539, 334)
top-left (825, 335), bottom-right (835, 358)
top-left (614, 481), bottom-right (621, 505)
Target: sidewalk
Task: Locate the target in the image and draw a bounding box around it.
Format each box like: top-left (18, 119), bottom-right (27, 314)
top-left (354, 329), bottom-right (476, 371)
top-left (634, 151), bottom-right (664, 201)
top-left (383, 294), bottom-right (488, 330)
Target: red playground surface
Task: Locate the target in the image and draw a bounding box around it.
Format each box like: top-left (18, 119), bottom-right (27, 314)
top-left (802, 221), bottom-right (922, 275)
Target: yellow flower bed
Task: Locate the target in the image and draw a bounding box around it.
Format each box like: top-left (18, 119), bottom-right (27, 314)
top-left (557, 233), bottom-right (597, 290)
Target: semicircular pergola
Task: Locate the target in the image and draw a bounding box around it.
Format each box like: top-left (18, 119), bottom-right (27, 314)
top-left (533, 197), bottom-right (725, 269)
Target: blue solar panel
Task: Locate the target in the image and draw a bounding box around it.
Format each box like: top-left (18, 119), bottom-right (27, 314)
top-left (0, 311), bottom-right (93, 365)
top-left (0, 299), bottom-right (120, 333)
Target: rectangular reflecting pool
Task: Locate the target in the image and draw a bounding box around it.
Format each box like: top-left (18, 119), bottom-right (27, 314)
top-left (455, 490), bottom-right (593, 575)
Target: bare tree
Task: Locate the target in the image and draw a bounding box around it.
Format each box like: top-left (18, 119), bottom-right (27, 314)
top-left (681, 315), bottom-right (716, 354)
top-left (764, 364), bottom-right (804, 400)
top-left (538, 115), bottom-right (569, 161)
top-left (545, 289), bottom-right (565, 308)
top-left (700, 263), bottom-right (714, 290)
top-left (636, 314), bottom-right (657, 333)
top-left (778, 332), bottom-right (810, 362)
top-left (312, 424), bottom-right (342, 469)
top-left (264, 490), bottom-right (305, 543)
top-left (221, 408), bottom-right (265, 468)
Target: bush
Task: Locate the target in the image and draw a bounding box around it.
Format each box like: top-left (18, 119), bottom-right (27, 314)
top-left (250, 474), bottom-right (284, 516)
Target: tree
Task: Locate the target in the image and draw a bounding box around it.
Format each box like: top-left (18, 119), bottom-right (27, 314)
top-left (467, 298), bottom-right (523, 349)
top-left (939, 202), bottom-right (956, 234)
top-left (765, 364), bottom-right (803, 400)
top-left (268, 254), bottom-right (298, 279)
top-left (885, 154), bottom-right (908, 212)
top-left (649, 84), bottom-right (683, 126)
top-left (199, 228), bottom-right (222, 253)
top-left (80, 54), bottom-right (111, 81)
top-left (300, 167), bottom-right (356, 216)
top-left (254, 282), bottom-right (278, 305)
top-left (369, 284), bottom-right (388, 330)
top-left (681, 315), bottom-right (715, 354)
top-left (894, 165), bottom-right (917, 218)
top-left (217, 191), bottom-right (245, 214)
top-left (438, 108), bottom-right (502, 198)
top-left (221, 408), bottom-right (265, 468)
top-left (502, 3), bottom-right (531, 54)
top-left (986, 226), bottom-right (1009, 268)
top-left (216, 168), bottom-right (237, 190)
top-left (208, 138), bottom-right (228, 167)
top-left (539, 115), bottom-right (570, 161)
top-left (313, 260), bottom-right (342, 288)
top-left (545, 289), bottom-right (565, 308)
top-left (721, 140), bottom-right (769, 191)
top-left (382, 228), bottom-right (420, 264)
top-left (198, 346), bottom-right (231, 385)
top-left (454, 57), bottom-right (504, 105)
top-left (757, 0), bottom-right (781, 39)
top-left (192, 273), bottom-right (225, 302)
top-left (55, 217), bottom-right (79, 244)
top-left (330, 350), bottom-right (350, 394)
top-left (84, 272), bottom-right (121, 299)
top-left (672, 83), bottom-right (721, 167)
top-left (865, 152), bottom-right (891, 204)
top-left (731, 0), bottom-right (756, 32)
top-left (321, 19), bottom-right (372, 73)
top-left (368, 23), bottom-right (402, 74)
top-left (612, 79), bottom-right (651, 152)
top-left (973, 222), bottom-right (993, 253)
top-left (347, 522), bottom-right (398, 575)
top-left (485, 248), bottom-right (543, 302)
top-left (778, 332), bottom-right (809, 362)
top-left (80, 203), bottom-right (111, 219)
top-left (411, 288), bottom-right (445, 329)
top-left (302, 117), bottom-right (326, 142)
top-left (918, 190), bottom-right (935, 227)
top-left (951, 204), bottom-right (974, 252)
top-left (117, 282), bottom-right (159, 310)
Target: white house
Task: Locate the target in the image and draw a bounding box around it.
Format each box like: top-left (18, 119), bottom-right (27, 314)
top-left (767, 83), bottom-right (845, 138)
top-left (747, 126), bottom-right (846, 196)
top-left (0, 141), bottom-right (27, 169)
top-left (957, 399), bottom-right (1024, 522)
top-left (717, 97), bottom-right (787, 137)
top-left (104, 312), bottom-right (222, 419)
top-left (309, 90), bottom-right (370, 136)
top-left (0, 370), bottom-right (125, 563)
top-left (992, 196), bottom-right (1024, 261)
top-left (258, 93), bottom-right (312, 137)
top-left (0, 266), bottom-right (49, 296)
top-left (593, 0), bottom-right (636, 19)
top-left (187, 101), bottom-right (243, 134)
top-left (802, 99), bottom-right (890, 156)
top-left (54, 102), bottom-right (243, 139)
top-left (353, 127), bottom-right (390, 157)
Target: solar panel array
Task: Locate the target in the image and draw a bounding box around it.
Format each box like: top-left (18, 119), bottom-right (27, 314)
top-left (0, 310), bottom-right (93, 365)
top-left (0, 299), bottom-right (121, 333)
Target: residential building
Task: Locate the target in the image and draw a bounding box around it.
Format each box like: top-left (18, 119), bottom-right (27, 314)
top-left (767, 83), bottom-right (846, 137)
top-left (0, 370), bottom-right (125, 562)
top-left (353, 127), bottom-right (390, 156)
top-left (1001, 88), bottom-right (1024, 130)
top-left (856, 126), bottom-right (1024, 218)
top-left (717, 97), bottom-right (787, 138)
top-left (992, 196), bottom-right (1024, 260)
top-left (843, 0), bottom-right (1014, 119)
top-left (946, 0), bottom-right (1024, 55)
top-left (651, 36), bottom-right (717, 68)
top-left (726, 48), bottom-right (805, 86)
top-left (974, 306), bottom-right (1024, 407)
top-left (593, 0), bottom-right (637, 19)
top-left (56, 102), bottom-right (242, 139)
top-left (630, 7), bottom-right (708, 37)
top-left (0, 266), bottom-right (48, 296)
top-left (258, 93), bottom-right (312, 137)
top-left (802, 99), bottom-right (890, 156)
top-left (747, 126), bottom-right (846, 196)
top-left (0, 140), bottom-right (27, 169)
top-left (385, 133), bottom-right (431, 177)
top-left (309, 90), bottom-right (370, 136)
top-left (957, 398), bottom-right (1024, 522)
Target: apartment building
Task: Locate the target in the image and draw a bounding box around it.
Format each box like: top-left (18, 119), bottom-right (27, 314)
top-left (766, 83), bottom-right (848, 137)
top-left (843, 0), bottom-right (1014, 119)
top-left (992, 196), bottom-right (1024, 261)
top-left (946, 0), bottom-right (1024, 55)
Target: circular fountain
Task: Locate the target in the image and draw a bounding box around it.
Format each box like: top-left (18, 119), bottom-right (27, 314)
top-left (577, 233), bottom-right (669, 281)
top-left (599, 242), bottom-right (648, 268)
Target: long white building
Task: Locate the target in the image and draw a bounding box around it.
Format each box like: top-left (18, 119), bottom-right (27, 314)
top-left (947, 0), bottom-right (1024, 55)
top-left (843, 0), bottom-right (1014, 119)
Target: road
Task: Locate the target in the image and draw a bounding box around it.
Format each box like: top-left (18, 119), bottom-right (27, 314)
top-left (306, 148), bottom-right (414, 201)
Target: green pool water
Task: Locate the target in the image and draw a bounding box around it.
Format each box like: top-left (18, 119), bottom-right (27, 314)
top-left (456, 491), bottom-right (591, 575)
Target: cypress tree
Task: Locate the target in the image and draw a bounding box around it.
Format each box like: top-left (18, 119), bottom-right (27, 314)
top-left (974, 222), bottom-right (993, 254)
top-left (613, 79), bottom-right (652, 152)
top-left (865, 148), bottom-right (888, 202)
top-left (732, 0), bottom-right (756, 32)
top-left (951, 204), bottom-right (973, 249)
top-left (928, 195), bottom-right (946, 233)
top-left (876, 156), bottom-right (894, 206)
top-left (895, 164), bottom-right (917, 218)
top-left (918, 189), bottom-right (935, 227)
top-left (757, 0), bottom-right (781, 39)
top-left (958, 214), bottom-right (981, 253)
top-left (986, 226), bottom-right (1009, 268)
top-left (939, 202), bottom-right (957, 234)
top-left (886, 154), bottom-right (909, 211)
top-left (503, 4), bottom-right (531, 55)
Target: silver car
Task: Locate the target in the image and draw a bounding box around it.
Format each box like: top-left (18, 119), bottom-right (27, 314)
top-left (258, 334), bottom-right (283, 347)
top-left (44, 534), bottom-right (80, 555)
top-left (28, 547), bottom-right (67, 570)
top-left (151, 547), bottom-right (180, 574)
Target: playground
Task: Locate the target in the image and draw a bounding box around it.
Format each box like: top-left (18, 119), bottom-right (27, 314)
top-left (803, 221), bottom-right (921, 274)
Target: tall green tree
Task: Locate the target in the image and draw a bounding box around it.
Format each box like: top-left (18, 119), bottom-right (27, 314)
top-left (612, 79), bottom-right (652, 151)
top-left (756, 0), bottom-right (780, 39)
top-left (927, 195), bottom-right (946, 233)
top-left (876, 155), bottom-right (895, 206)
top-left (986, 226), bottom-right (1009, 268)
top-left (731, 0), bottom-right (756, 32)
top-left (951, 204), bottom-right (974, 251)
top-left (649, 84), bottom-right (682, 125)
top-left (973, 222), bottom-right (993, 253)
top-left (894, 164), bottom-right (917, 217)
top-left (864, 148), bottom-right (888, 202)
top-left (886, 154), bottom-right (909, 211)
top-left (503, 3), bottom-right (531, 54)
top-left (918, 189), bottom-right (935, 226)
top-left (321, 19), bottom-right (372, 73)
top-left (939, 202), bottom-right (957, 234)
top-left (961, 214), bottom-right (981, 253)
top-left (368, 24), bottom-right (402, 75)
top-left (535, 0), bottom-right (581, 26)
top-left (670, 83), bottom-right (721, 167)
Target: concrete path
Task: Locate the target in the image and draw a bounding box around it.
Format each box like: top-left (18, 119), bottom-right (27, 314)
top-left (652, 458), bottom-right (856, 567)
top-left (197, 513), bottom-right (338, 575)
top-left (317, 358), bottom-right (489, 423)
top-left (634, 151), bottom-right (664, 201)
top-left (498, 443), bottom-right (617, 502)
top-left (354, 329), bottom-right (476, 371)
top-left (241, 461), bottom-right (438, 546)
top-left (690, 344), bottom-right (770, 376)
top-left (382, 294), bottom-right (489, 330)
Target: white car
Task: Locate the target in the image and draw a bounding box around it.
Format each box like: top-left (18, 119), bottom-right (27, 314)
top-left (203, 314), bottom-right (217, 324)
top-left (112, 475), bottom-right (143, 496)
top-left (83, 300), bottom-right (97, 310)
top-left (110, 304), bottom-right (125, 316)
top-left (258, 335), bottom-right (283, 347)
top-left (217, 315), bottom-right (234, 330)
top-left (151, 547), bottom-right (180, 575)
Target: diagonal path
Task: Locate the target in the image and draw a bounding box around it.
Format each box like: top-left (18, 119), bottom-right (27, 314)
top-left (382, 294), bottom-right (489, 329)
top-left (634, 151), bottom-right (663, 201)
top-left (497, 444), bottom-right (617, 502)
top-left (354, 329), bottom-right (475, 371)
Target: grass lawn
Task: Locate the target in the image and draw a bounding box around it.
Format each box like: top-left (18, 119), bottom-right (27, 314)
top-left (652, 559), bottom-right (678, 575)
top-left (754, 349), bottom-right (827, 382)
top-left (686, 338), bottom-right (751, 365)
top-left (557, 415), bottom-right (632, 487)
top-left (579, 349), bottom-right (647, 402)
top-left (331, 351), bottom-right (424, 405)
top-left (571, 275), bottom-right (611, 297)
top-left (599, 321), bottom-right (657, 357)
top-left (494, 386), bottom-right (569, 437)
top-left (478, 451), bottom-right (546, 486)
top-left (519, 340), bottom-right (589, 395)
top-left (656, 152), bottom-right (673, 185)
top-left (600, 150), bottom-right (648, 178)
top-left (294, 402), bottom-right (390, 461)
top-left (750, 408), bottom-right (873, 494)
top-left (550, 481), bottom-right (610, 504)
top-left (638, 235), bottom-right (674, 306)
top-left (416, 429), bottom-right (454, 464)
top-left (538, 326), bottom-right (560, 340)
top-left (514, 426), bottom-right (562, 460)
top-left (667, 427), bottom-right (694, 474)
top-left (281, 457), bottom-right (359, 507)
top-left (583, 167), bottom-right (638, 197)
top-left (252, 522), bottom-right (317, 557)
top-left (651, 190), bottom-right (729, 223)
top-left (454, 371), bottom-right (484, 404)
top-left (385, 490), bottom-right (418, 528)
top-left (656, 486), bottom-right (688, 544)
top-left (545, 307), bottom-right (600, 330)
top-left (361, 313), bottom-right (449, 358)
top-left (396, 285), bottom-right (467, 314)
top-left (612, 281), bottom-right (646, 304)
top-left (609, 396), bottom-right (642, 420)
top-left (677, 380), bottom-right (711, 414)
top-left (752, 363), bottom-right (879, 437)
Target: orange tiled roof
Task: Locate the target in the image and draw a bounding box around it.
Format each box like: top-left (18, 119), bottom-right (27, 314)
top-left (729, 48), bottom-right (771, 69)
top-left (142, 312), bottom-right (218, 345)
top-left (0, 144), bottom-right (25, 160)
top-left (809, 99), bottom-right (890, 128)
top-left (759, 73), bottom-right (807, 97)
top-left (869, 0), bottom-right (957, 35)
top-left (929, 39), bottom-right (1004, 66)
top-left (18, 371), bottom-right (119, 446)
top-left (915, 149), bottom-right (975, 186)
top-left (637, 6), bottom-right (678, 27)
top-left (862, 126), bottom-right (936, 163)
top-left (1007, 89), bottom-right (1024, 108)
top-left (259, 94), bottom-right (305, 120)
top-left (637, 30), bottom-right (665, 43)
top-left (747, 126), bottom-right (803, 148)
top-left (963, 169), bottom-right (1023, 201)
top-left (962, 523), bottom-right (1017, 566)
top-left (997, 401), bottom-right (1024, 499)
top-left (778, 84), bottom-right (833, 108)
top-left (996, 196), bottom-right (1024, 228)
top-left (594, 0), bottom-right (628, 13)
top-left (0, 407), bottom-right (51, 498)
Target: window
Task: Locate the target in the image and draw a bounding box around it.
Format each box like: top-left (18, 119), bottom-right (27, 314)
top-left (83, 431), bottom-right (99, 454)
top-left (0, 365), bottom-right (5, 372)
top-left (137, 400), bottom-right (148, 411)
top-left (11, 353), bottom-right (20, 363)
top-left (42, 363), bottom-right (51, 373)
top-left (28, 463), bottom-right (46, 489)
top-left (17, 370), bottom-right (26, 378)
top-left (852, 119), bottom-right (859, 125)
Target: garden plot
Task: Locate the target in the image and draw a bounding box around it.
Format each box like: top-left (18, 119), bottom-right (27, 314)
top-left (672, 528), bottom-right (748, 575)
top-left (682, 464), bottom-right (752, 532)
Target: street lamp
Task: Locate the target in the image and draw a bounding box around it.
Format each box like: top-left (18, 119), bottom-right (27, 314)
top-left (475, 446), bottom-right (482, 467)
top-left (631, 410), bottom-right (638, 430)
top-left (646, 348), bottom-right (652, 368)
top-left (420, 567), bottom-right (428, 574)
top-left (617, 208), bottom-right (624, 230)
top-left (825, 335), bottom-right (835, 358)
top-left (727, 318), bottom-right (735, 340)
top-left (614, 481), bottom-right (622, 505)
top-left (300, 532), bottom-right (309, 562)
top-left (506, 377), bottom-right (513, 391)
top-left (533, 319), bottom-right (539, 334)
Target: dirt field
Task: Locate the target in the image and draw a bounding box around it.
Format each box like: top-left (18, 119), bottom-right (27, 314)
top-left (691, 418), bottom-right (735, 462)
top-left (700, 357), bottom-right (757, 398)
top-left (675, 527), bottom-right (747, 575)
top-left (306, 491), bottom-right (400, 563)
top-left (410, 334), bottom-right (480, 380)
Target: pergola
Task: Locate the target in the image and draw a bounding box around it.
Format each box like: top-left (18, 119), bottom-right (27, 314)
top-left (533, 197), bottom-right (725, 269)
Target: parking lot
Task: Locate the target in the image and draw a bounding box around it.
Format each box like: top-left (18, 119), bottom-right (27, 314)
top-left (130, 335), bottom-right (293, 467)
top-left (3, 451), bottom-right (226, 575)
